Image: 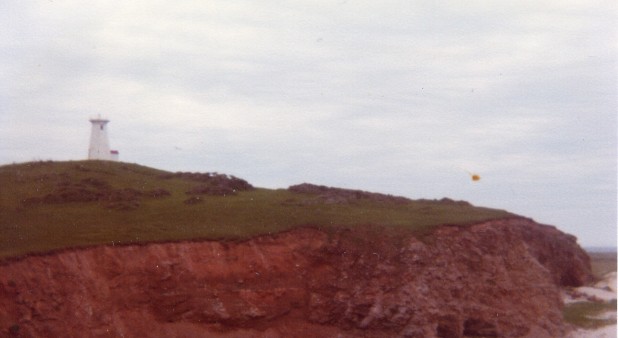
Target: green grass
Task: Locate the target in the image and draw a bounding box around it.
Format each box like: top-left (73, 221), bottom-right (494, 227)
top-left (0, 160), bottom-right (514, 260)
top-left (563, 300), bottom-right (617, 329)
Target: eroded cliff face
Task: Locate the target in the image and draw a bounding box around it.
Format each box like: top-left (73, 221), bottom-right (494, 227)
top-left (0, 217), bottom-right (591, 338)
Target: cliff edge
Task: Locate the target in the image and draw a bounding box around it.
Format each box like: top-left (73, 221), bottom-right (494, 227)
top-left (0, 217), bottom-right (591, 338)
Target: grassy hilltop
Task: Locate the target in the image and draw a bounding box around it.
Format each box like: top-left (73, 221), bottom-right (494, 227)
top-left (0, 160), bottom-right (513, 259)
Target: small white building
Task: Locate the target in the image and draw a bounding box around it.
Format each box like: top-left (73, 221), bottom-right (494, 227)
top-left (88, 116), bottom-right (119, 161)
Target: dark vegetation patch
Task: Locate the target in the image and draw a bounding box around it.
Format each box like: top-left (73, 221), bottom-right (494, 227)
top-left (20, 176), bottom-right (171, 211)
top-left (417, 197), bottom-right (472, 207)
top-left (162, 172), bottom-right (253, 193)
top-left (186, 185), bottom-right (237, 196)
top-left (287, 183), bottom-right (472, 208)
top-left (159, 171), bottom-right (254, 196)
top-left (287, 183), bottom-right (411, 205)
top-left (184, 196), bottom-right (203, 205)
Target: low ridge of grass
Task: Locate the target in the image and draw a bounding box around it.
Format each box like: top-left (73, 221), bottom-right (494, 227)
top-left (0, 160), bottom-right (513, 260)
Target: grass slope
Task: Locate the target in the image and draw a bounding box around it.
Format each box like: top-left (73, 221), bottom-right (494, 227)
top-left (0, 160), bottom-right (513, 259)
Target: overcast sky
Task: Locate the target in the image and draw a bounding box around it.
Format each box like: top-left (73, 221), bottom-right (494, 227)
top-left (1, 1), bottom-right (616, 247)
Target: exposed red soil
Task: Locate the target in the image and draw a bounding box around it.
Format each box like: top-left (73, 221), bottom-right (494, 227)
top-left (0, 217), bottom-right (591, 337)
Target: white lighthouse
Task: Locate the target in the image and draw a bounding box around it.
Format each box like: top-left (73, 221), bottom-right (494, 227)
top-left (88, 116), bottom-right (119, 161)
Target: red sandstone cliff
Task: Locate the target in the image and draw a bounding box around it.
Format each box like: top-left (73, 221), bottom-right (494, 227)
top-left (0, 217), bottom-right (591, 338)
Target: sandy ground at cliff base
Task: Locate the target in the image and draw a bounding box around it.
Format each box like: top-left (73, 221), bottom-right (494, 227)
top-left (567, 324), bottom-right (617, 338)
top-left (565, 272), bottom-right (617, 338)
top-left (564, 272), bottom-right (616, 303)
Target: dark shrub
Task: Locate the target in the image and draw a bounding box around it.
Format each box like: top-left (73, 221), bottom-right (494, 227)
top-left (184, 196), bottom-right (203, 205)
top-left (147, 188), bottom-right (171, 198)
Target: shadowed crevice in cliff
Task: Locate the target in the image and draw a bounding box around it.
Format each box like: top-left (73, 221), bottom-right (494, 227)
top-left (0, 218), bottom-right (592, 338)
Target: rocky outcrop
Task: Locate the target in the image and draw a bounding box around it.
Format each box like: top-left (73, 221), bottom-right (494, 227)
top-left (0, 217), bottom-right (591, 337)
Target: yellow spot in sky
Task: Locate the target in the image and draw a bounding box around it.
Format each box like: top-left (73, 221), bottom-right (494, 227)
top-left (458, 167), bottom-right (481, 182)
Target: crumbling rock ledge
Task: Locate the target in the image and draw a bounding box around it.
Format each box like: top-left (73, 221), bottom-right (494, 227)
top-left (0, 217), bottom-right (591, 337)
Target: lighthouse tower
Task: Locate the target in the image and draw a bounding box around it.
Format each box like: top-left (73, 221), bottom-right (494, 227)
top-left (88, 116), bottom-right (119, 161)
